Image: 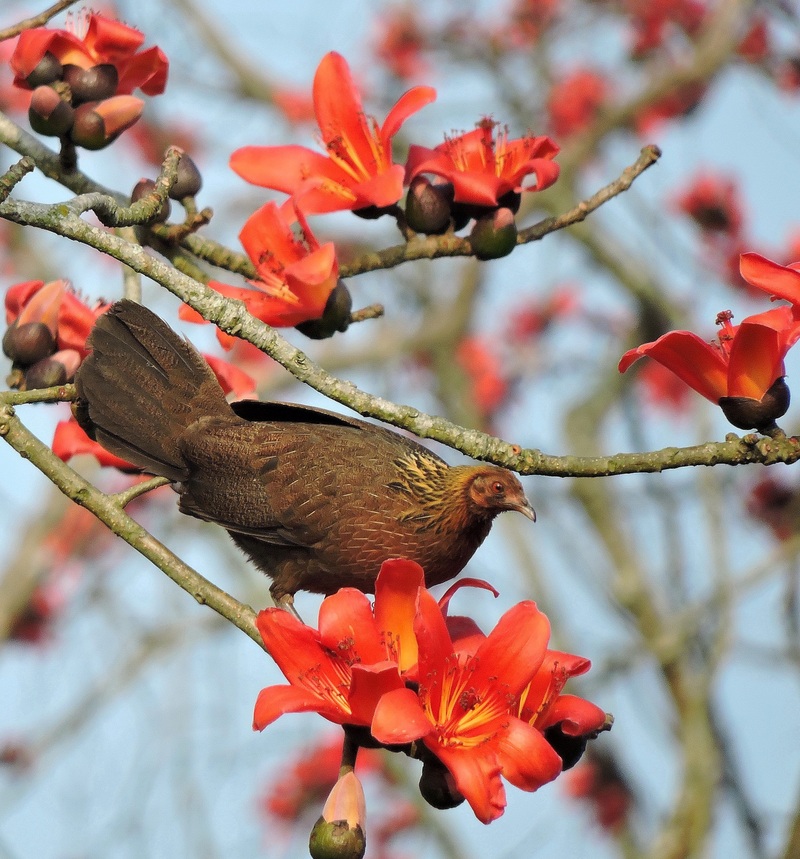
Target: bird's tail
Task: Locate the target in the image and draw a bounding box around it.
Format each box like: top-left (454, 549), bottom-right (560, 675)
top-left (73, 300), bottom-right (233, 481)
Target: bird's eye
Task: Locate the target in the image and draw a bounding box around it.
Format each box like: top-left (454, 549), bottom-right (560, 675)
top-left (492, 481), bottom-right (505, 495)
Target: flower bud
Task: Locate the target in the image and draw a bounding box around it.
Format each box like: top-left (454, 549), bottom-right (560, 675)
top-left (70, 96), bottom-right (143, 150)
top-left (308, 772), bottom-right (366, 859)
top-left (131, 178), bottom-right (171, 222)
top-left (295, 281), bottom-right (352, 340)
top-left (24, 352), bottom-right (72, 391)
top-left (28, 86), bottom-right (74, 136)
top-left (469, 207), bottom-right (518, 260)
top-left (2, 321), bottom-right (56, 365)
top-left (169, 153), bottom-right (203, 200)
top-left (418, 758), bottom-right (465, 810)
top-left (719, 376), bottom-right (791, 432)
top-left (63, 63), bottom-right (119, 104)
top-left (25, 52), bottom-right (63, 88)
top-left (404, 177), bottom-right (454, 234)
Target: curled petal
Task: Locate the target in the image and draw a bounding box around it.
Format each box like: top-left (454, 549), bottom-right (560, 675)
top-left (381, 84), bottom-right (436, 139)
top-left (538, 694), bottom-right (609, 735)
top-left (318, 587), bottom-right (384, 663)
top-left (371, 686), bottom-right (431, 744)
top-left (740, 252), bottom-right (800, 304)
top-left (432, 745), bottom-right (506, 824)
top-left (253, 684), bottom-right (339, 730)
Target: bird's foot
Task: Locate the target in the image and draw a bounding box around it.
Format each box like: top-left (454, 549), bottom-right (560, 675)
top-left (273, 591), bottom-right (302, 622)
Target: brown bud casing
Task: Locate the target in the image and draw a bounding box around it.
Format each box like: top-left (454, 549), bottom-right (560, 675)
top-left (405, 176), bottom-right (454, 234)
top-left (718, 376), bottom-right (791, 431)
top-left (295, 281), bottom-right (353, 340)
top-left (169, 154), bottom-right (203, 200)
top-left (2, 321), bottom-right (57, 365)
top-left (28, 86), bottom-right (74, 136)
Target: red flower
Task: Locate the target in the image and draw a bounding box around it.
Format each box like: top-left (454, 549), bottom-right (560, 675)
top-left (672, 172), bottom-right (744, 237)
top-left (181, 201), bottom-right (339, 342)
top-left (546, 69), bottom-right (610, 139)
top-left (5, 279), bottom-right (109, 358)
top-left (405, 118), bottom-right (560, 208)
top-left (456, 336), bottom-right (509, 425)
top-left (373, 7), bottom-right (429, 81)
top-left (52, 418), bottom-right (137, 470)
top-left (202, 354), bottom-right (255, 398)
top-left (11, 12), bottom-right (168, 96)
top-left (372, 596), bottom-right (584, 823)
top-left (563, 749), bottom-right (633, 832)
top-left (619, 307), bottom-right (800, 428)
top-left (739, 252), bottom-right (800, 305)
top-left (230, 52), bottom-right (435, 214)
top-left (253, 558), bottom-right (428, 731)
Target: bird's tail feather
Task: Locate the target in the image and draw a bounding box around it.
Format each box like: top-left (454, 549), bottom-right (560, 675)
top-left (73, 300), bottom-right (231, 481)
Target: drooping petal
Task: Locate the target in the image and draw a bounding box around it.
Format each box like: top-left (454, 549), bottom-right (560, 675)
top-left (371, 686), bottom-right (432, 744)
top-left (52, 418), bottom-right (136, 470)
top-left (255, 609), bottom-right (326, 684)
top-left (83, 14), bottom-right (146, 60)
top-left (431, 744), bottom-right (506, 824)
top-left (619, 330), bottom-right (730, 402)
top-left (437, 577), bottom-right (499, 616)
top-left (537, 694), bottom-right (609, 735)
top-left (203, 353), bottom-right (256, 397)
top-left (739, 252), bottom-right (800, 304)
top-left (117, 45), bottom-right (169, 96)
top-left (494, 716), bottom-right (563, 790)
top-left (518, 156), bottom-right (561, 191)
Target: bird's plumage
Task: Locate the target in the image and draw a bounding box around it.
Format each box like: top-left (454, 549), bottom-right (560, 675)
top-left (74, 301), bottom-right (534, 601)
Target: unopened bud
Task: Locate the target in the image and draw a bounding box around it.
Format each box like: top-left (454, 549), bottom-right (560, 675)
top-left (309, 772), bottom-right (366, 859)
top-left (169, 153), bottom-right (203, 199)
top-left (28, 85), bottom-right (74, 136)
top-left (23, 349), bottom-right (80, 389)
top-left (405, 177), bottom-right (454, 234)
top-left (63, 63), bottom-right (119, 104)
top-left (418, 758), bottom-right (465, 810)
top-left (70, 96), bottom-right (143, 150)
top-left (719, 377), bottom-right (791, 431)
top-left (2, 321), bottom-right (56, 365)
top-left (295, 281), bottom-right (352, 340)
top-left (131, 178), bottom-right (171, 222)
top-left (25, 52), bottom-right (63, 88)
top-left (469, 207), bottom-right (518, 260)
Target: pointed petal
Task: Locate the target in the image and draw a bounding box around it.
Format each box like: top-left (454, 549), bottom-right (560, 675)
top-left (285, 242), bottom-right (338, 288)
top-left (494, 717), bottom-right (563, 790)
top-left (318, 588), bottom-right (384, 664)
top-left (519, 157), bottom-right (561, 191)
top-left (619, 330), bottom-right (729, 402)
top-left (117, 45), bottom-right (169, 96)
top-left (371, 686), bottom-right (432, 744)
top-left (740, 252), bottom-right (800, 304)
top-left (437, 578), bottom-right (499, 616)
top-left (374, 559), bottom-right (425, 672)
top-left (349, 164), bottom-right (406, 208)
top-left (239, 201), bottom-right (303, 266)
top-left (253, 684), bottom-right (341, 730)
top-left (381, 85), bottom-right (436, 140)
top-left (230, 145), bottom-right (340, 194)
top-left (470, 601), bottom-right (550, 696)
top-left (413, 588), bottom-right (455, 698)
top-left (431, 744), bottom-right (506, 824)
top-left (313, 51), bottom-right (372, 155)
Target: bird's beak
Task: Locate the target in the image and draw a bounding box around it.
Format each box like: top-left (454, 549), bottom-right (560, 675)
top-left (513, 499), bottom-right (536, 522)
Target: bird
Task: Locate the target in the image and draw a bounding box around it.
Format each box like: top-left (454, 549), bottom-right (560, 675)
top-left (73, 300), bottom-right (535, 606)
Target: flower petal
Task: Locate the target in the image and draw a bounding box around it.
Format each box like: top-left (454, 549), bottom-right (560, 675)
top-left (371, 686), bottom-right (432, 744)
top-left (318, 588), bottom-right (384, 664)
top-left (538, 694), bottom-right (609, 735)
top-left (619, 330), bottom-right (730, 402)
top-left (230, 145), bottom-right (340, 194)
top-left (374, 559), bottom-right (425, 671)
top-left (726, 318), bottom-right (783, 399)
top-left (431, 744), bottom-right (506, 824)
top-left (381, 84), bottom-right (436, 139)
top-left (494, 716), bottom-right (563, 791)
top-left (470, 601), bottom-right (550, 696)
top-left (253, 684), bottom-right (341, 730)
top-left (347, 662), bottom-right (405, 725)
top-left (740, 252), bottom-right (800, 304)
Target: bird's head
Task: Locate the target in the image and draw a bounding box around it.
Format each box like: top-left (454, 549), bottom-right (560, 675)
top-left (466, 467), bottom-right (536, 522)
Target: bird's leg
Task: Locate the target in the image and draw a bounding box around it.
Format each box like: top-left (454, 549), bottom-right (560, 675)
top-left (271, 587), bottom-right (303, 622)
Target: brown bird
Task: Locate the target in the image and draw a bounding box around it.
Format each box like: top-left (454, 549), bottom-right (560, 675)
top-left (73, 301), bottom-right (535, 605)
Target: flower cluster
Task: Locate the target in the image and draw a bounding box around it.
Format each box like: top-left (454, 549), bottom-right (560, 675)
top-left (11, 12), bottom-right (167, 151)
top-left (200, 50), bottom-right (560, 340)
top-left (253, 559), bottom-right (610, 827)
top-left (619, 252), bottom-right (800, 433)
